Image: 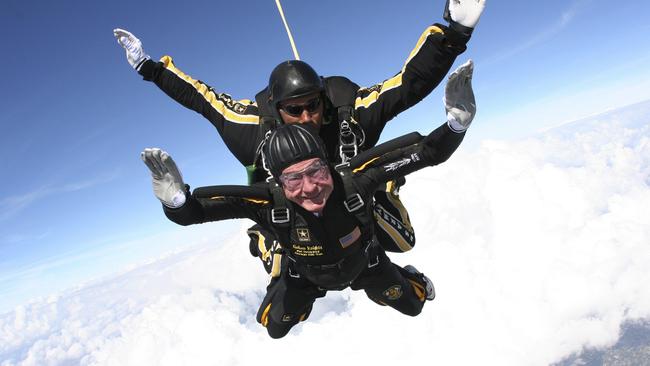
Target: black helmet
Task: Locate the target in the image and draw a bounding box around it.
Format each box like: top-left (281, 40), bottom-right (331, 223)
top-left (263, 124), bottom-right (327, 179)
top-left (267, 60), bottom-right (324, 120)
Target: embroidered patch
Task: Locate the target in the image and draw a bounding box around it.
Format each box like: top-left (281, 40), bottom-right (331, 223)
top-left (296, 228), bottom-right (311, 242)
top-left (292, 244), bottom-right (324, 257)
top-left (339, 226), bottom-right (361, 248)
top-left (383, 153), bottom-right (421, 172)
top-left (382, 285), bottom-right (403, 300)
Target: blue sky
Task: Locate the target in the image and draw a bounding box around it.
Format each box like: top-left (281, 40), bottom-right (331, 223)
top-left (1, 0), bottom-right (649, 313)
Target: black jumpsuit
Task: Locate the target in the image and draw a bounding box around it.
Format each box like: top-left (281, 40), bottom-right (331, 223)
top-left (138, 24), bottom-right (471, 263)
top-left (163, 123), bottom-right (465, 338)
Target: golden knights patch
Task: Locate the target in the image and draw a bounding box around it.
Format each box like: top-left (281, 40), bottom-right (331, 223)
top-left (382, 285), bottom-right (403, 300)
top-left (296, 228), bottom-right (311, 242)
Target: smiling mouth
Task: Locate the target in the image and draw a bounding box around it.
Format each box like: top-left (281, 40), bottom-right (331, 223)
top-left (304, 191), bottom-right (324, 202)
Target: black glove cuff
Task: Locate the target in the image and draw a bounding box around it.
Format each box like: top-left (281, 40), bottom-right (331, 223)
top-left (433, 23), bottom-right (470, 53)
top-left (138, 59), bottom-right (157, 81)
top-left (448, 20), bottom-right (474, 38)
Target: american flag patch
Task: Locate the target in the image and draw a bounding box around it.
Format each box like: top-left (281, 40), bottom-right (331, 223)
top-left (339, 226), bottom-right (361, 248)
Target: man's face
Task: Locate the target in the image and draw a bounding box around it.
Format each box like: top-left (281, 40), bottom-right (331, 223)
top-left (278, 92), bottom-right (324, 128)
top-left (280, 158), bottom-right (333, 214)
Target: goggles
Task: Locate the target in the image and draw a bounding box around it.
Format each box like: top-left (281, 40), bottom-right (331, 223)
top-left (279, 159), bottom-right (330, 191)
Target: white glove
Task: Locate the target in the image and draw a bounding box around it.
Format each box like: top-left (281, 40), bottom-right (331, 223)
top-left (444, 60), bottom-right (476, 133)
top-left (113, 28), bottom-right (150, 70)
top-left (141, 148), bottom-right (187, 208)
top-left (444, 0), bottom-right (486, 28)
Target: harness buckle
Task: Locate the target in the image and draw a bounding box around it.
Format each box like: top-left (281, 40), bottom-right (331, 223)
top-left (339, 120), bottom-right (359, 163)
top-left (271, 208), bottom-right (290, 224)
top-left (344, 193), bottom-right (364, 212)
top-left (364, 237), bottom-right (379, 268)
top-left (339, 143), bottom-right (358, 162)
top-left (334, 161), bottom-right (350, 171)
top-left (288, 266), bottom-right (301, 278)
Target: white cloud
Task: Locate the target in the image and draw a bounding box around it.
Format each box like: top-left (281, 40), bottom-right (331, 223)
top-left (1, 102), bottom-right (649, 365)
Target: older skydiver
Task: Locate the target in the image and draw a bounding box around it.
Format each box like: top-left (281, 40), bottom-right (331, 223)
top-left (116, 1), bottom-right (487, 273)
top-left (141, 60), bottom-right (477, 338)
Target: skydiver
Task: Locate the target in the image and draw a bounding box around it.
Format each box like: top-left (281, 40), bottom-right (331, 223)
top-left (116, 0), bottom-right (486, 275)
top-left (141, 60), bottom-right (476, 338)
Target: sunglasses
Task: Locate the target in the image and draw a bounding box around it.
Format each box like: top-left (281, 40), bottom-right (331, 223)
top-left (280, 97), bottom-right (322, 117)
top-left (279, 159), bottom-right (330, 191)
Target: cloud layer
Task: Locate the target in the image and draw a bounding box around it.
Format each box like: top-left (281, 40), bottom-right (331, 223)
top-left (1, 102), bottom-right (649, 365)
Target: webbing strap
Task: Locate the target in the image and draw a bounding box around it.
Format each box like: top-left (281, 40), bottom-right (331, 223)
top-left (268, 179), bottom-right (291, 226)
top-left (335, 164), bottom-right (372, 233)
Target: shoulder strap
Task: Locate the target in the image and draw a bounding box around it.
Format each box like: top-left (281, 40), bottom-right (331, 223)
top-left (324, 77), bottom-right (357, 121)
top-left (245, 96), bottom-right (276, 185)
top-left (323, 77), bottom-right (366, 163)
top-left (266, 177), bottom-right (296, 252)
top-left (334, 163), bottom-right (373, 234)
top-left (251, 128), bottom-right (292, 228)
top-left (267, 178), bottom-right (292, 227)
top-left (255, 87), bottom-right (280, 130)
top-left (324, 76), bottom-right (358, 111)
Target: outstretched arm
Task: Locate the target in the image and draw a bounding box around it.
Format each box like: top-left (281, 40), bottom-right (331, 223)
top-left (115, 29), bottom-right (263, 167)
top-left (351, 60), bottom-right (476, 187)
top-left (141, 148), bottom-right (270, 226)
top-left (353, 1), bottom-right (486, 147)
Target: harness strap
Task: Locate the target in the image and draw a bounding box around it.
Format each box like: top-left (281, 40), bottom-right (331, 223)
top-left (254, 87), bottom-right (281, 133)
top-left (268, 178), bottom-right (292, 227)
top-left (324, 77), bottom-right (365, 163)
top-left (334, 163), bottom-right (372, 235)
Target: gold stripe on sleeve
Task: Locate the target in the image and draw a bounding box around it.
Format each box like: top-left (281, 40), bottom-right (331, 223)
top-left (243, 198), bottom-right (270, 204)
top-left (161, 56), bottom-right (260, 125)
top-left (209, 196), bottom-right (269, 205)
top-left (352, 157), bottom-right (380, 173)
top-left (355, 26), bottom-right (444, 109)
